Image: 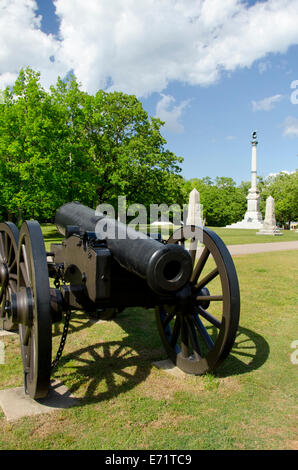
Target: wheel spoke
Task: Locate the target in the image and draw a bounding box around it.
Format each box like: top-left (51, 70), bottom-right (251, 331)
top-left (20, 261), bottom-right (30, 287)
top-left (196, 295), bottom-right (223, 302)
top-left (179, 239), bottom-right (185, 248)
top-left (22, 326), bottom-right (31, 346)
top-left (193, 313), bottom-right (214, 350)
top-left (189, 238), bottom-right (198, 266)
top-left (180, 316), bottom-right (189, 357)
top-left (162, 311), bottom-right (175, 327)
top-left (186, 316), bottom-right (202, 359)
top-left (21, 244), bottom-right (31, 286)
top-left (190, 246), bottom-right (210, 284)
top-left (4, 233), bottom-right (8, 258)
top-left (7, 241), bottom-right (13, 264)
top-left (170, 316), bottom-right (181, 348)
top-left (196, 267), bottom-right (219, 291)
top-left (197, 306), bottom-right (221, 329)
top-left (0, 234), bottom-right (5, 260)
top-left (9, 258), bottom-right (16, 271)
top-left (8, 279), bottom-right (17, 293)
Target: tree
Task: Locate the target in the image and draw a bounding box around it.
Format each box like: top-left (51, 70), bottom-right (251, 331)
top-left (82, 90), bottom-right (184, 210)
top-left (185, 177), bottom-right (247, 226)
top-left (0, 68), bottom-right (185, 223)
top-left (0, 68), bottom-right (79, 222)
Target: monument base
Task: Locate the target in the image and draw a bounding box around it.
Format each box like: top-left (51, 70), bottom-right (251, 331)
top-left (226, 201), bottom-right (263, 230)
top-left (257, 231), bottom-right (283, 236)
top-left (226, 219), bottom-right (264, 230)
top-left (257, 226), bottom-right (283, 236)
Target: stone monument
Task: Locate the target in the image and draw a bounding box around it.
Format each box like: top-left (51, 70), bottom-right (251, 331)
top-left (257, 195), bottom-right (282, 236)
top-left (226, 131), bottom-right (264, 229)
top-left (186, 188), bottom-right (203, 226)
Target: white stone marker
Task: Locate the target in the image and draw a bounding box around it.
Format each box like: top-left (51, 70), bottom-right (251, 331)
top-left (257, 195), bottom-right (283, 236)
top-left (186, 188), bottom-right (203, 226)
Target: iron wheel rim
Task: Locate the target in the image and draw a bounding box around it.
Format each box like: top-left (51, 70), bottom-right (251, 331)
top-left (0, 222), bottom-right (19, 331)
top-left (18, 221), bottom-right (52, 399)
top-left (156, 225), bottom-right (240, 375)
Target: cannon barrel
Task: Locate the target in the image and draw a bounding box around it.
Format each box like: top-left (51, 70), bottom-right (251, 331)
top-left (55, 202), bottom-right (193, 295)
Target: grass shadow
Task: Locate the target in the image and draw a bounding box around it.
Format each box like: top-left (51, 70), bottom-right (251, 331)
top-left (52, 311), bottom-right (98, 338)
top-left (52, 308), bottom-right (270, 406)
top-left (215, 325), bottom-right (270, 378)
top-left (54, 338), bottom-right (152, 406)
top-left (41, 224), bottom-right (63, 241)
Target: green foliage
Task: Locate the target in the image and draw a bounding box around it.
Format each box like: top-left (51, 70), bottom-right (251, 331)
top-left (1, 68), bottom-right (296, 227)
top-left (183, 171), bottom-right (298, 227)
top-left (0, 68), bottom-right (184, 222)
top-left (184, 176), bottom-right (248, 226)
top-left (259, 171), bottom-right (298, 225)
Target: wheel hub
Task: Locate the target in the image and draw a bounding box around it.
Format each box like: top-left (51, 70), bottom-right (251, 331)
top-left (194, 287), bottom-right (210, 310)
top-left (7, 288), bottom-right (34, 326)
top-left (175, 284), bottom-right (211, 315)
top-left (175, 285), bottom-right (193, 314)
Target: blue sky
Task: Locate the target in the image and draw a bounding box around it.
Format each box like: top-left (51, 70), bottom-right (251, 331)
top-left (1, 0), bottom-right (298, 184)
top-left (145, 50), bottom-right (298, 183)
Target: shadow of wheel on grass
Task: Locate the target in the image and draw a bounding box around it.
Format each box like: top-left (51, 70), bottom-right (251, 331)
top-left (53, 338), bottom-right (152, 405)
top-left (53, 316), bottom-right (270, 405)
top-left (52, 311), bottom-right (98, 338)
top-left (214, 325), bottom-right (270, 378)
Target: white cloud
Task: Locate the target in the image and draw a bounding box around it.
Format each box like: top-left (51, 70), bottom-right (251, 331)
top-left (53, 0), bottom-right (298, 95)
top-left (267, 170), bottom-right (295, 178)
top-left (226, 135), bottom-right (236, 141)
top-left (0, 0), bottom-right (67, 90)
top-left (2, 1), bottom-right (298, 96)
top-left (281, 116), bottom-right (298, 137)
top-left (155, 94), bottom-right (190, 133)
top-left (252, 94), bottom-right (283, 111)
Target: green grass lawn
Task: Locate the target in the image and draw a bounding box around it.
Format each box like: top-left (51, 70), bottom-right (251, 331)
top-left (0, 249), bottom-right (297, 450)
top-left (207, 226), bottom-right (298, 246)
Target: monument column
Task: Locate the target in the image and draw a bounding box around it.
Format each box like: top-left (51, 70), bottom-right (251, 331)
top-left (226, 131), bottom-right (263, 229)
top-left (251, 135), bottom-right (257, 191)
top-left (245, 131), bottom-right (263, 224)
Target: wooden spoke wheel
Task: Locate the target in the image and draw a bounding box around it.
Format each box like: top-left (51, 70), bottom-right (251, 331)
top-left (0, 222), bottom-right (19, 331)
top-left (156, 225), bottom-right (240, 375)
top-left (17, 221), bottom-right (52, 399)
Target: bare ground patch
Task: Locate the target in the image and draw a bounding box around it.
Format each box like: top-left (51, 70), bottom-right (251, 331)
top-left (137, 370), bottom-right (205, 401)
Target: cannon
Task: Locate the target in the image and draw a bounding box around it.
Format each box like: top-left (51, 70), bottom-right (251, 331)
top-left (0, 202), bottom-right (240, 399)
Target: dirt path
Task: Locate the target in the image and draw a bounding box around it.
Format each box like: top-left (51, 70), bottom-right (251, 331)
top-left (227, 240), bottom-right (298, 256)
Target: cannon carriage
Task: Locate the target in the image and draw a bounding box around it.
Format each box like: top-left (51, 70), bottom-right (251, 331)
top-left (0, 202), bottom-right (240, 399)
